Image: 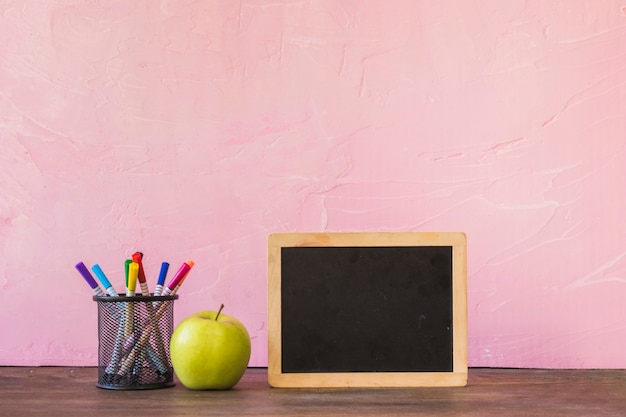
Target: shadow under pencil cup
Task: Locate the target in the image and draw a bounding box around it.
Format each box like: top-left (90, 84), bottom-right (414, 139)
top-left (93, 293), bottom-right (178, 390)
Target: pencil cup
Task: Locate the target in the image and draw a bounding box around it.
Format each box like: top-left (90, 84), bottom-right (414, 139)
top-left (93, 294), bottom-right (178, 390)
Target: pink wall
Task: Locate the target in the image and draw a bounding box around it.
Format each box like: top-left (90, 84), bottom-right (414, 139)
top-left (1, 1), bottom-right (625, 368)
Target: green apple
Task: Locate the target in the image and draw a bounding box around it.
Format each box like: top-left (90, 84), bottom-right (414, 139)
top-left (169, 305), bottom-right (251, 390)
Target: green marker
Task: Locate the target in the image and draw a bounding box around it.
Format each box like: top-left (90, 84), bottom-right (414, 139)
top-left (124, 259), bottom-right (132, 288)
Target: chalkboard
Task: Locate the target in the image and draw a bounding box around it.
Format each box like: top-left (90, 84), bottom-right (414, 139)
top-left (268, 232), bottom-right (467, 388)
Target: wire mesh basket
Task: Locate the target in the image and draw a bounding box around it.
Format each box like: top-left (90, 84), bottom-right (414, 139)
top-left (93, 294), bottom-right (178, 390)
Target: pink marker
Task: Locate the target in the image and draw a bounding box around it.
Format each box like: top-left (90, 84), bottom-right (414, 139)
top-left (172, 260), bottom-right (194, 293)
top-left (161, 261), bottom-right (194, 296)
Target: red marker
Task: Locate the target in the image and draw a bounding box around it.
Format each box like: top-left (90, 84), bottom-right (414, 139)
top-left (132, 252), bottom-right (151, 296)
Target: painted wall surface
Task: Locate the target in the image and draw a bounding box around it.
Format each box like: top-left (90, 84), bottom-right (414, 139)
top-left (1, 1), bottom-right (625, 368)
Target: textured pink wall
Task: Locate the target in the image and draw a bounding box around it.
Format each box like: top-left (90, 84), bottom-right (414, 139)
top-left (1, 1), bottom-right (625, 368)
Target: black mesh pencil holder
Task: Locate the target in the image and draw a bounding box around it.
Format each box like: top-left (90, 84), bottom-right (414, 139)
top-left (93, 294), bottom-right (178, 390)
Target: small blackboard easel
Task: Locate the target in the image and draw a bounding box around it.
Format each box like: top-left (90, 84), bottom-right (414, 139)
top-left (268, 232), bottom-right (467, 388)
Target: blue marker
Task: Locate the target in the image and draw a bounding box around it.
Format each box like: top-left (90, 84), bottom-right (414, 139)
top-left (153, 262), bottom-right (169, 296)
top-left (75, 262), bottom-right (106, 297)
top-left (91, 264), bottom-right (118, 297)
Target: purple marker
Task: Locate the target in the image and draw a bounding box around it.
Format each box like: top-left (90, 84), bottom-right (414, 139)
top-left (75, 262), bottom-right (106, 297)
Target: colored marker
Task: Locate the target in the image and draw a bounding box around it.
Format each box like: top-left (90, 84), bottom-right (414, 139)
top-left (102, 293), bottom-right (126, 375)
top-left (127, 262), bottom-right (139, 296)
top-left (131, 253), bottom-right (168, 371)
top-left (173, 260), bottom-right (194, 293)
top-left (91, 264), bottom-right (118, 297)
top-left (77, 261), bottom-right (125, 374)
top-left (132, 252), bottom-right (151, 297)
top-left (153, 262), bottom-right (169, 296)
top-left (124, 259), bottom-right (132, 288)
top-left (75, 262), bottom-right (106, 297)
top-left (161, 261), bottom-right (193, 296)
top-left (123, 262), bottom-right (139, 346)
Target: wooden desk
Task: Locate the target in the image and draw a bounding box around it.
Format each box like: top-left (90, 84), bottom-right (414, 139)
top-left (1, 367), bottom-right (624, 416)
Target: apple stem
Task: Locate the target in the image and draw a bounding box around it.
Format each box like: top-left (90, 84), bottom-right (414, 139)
top-left (215, 304), bottom-right (225, 320)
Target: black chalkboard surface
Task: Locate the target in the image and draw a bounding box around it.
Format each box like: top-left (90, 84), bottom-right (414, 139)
top-left (268, 232), bottom-right (467, 388)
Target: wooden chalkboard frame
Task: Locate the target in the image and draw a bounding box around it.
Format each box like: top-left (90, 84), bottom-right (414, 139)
top-left (268, 232), bottom-right (468, 388)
